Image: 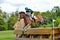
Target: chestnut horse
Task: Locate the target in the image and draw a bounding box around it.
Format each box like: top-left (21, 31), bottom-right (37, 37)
top-left (18, 12), bottom-right (47, 37)
top-left (19, 12), bottom-right (44, 29)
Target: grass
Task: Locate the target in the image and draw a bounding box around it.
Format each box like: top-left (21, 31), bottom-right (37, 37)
top-left (0, 30), bottom-right (15, 40)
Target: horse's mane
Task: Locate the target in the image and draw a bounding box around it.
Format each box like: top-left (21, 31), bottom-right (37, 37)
top-left (19, 11), bottom-right (25, 14)
top-left (19, 11), bottom-right (29, 17)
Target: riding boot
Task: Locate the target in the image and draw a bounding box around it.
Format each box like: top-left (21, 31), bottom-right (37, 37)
top-left (32, 18), bottom-right (36, 22)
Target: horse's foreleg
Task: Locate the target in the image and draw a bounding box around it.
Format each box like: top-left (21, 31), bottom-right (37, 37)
top-left (23, 24), bottom-right (30, 32)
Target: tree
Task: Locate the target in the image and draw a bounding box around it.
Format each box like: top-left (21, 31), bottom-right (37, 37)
top-left (15, 8), bottom-right (19, 16)
top-left (52, 6), bottom-right (60, 16)
top-left (55, 16), bottom-right (60, 26)
top-left (41, 10), bottom-right (57, 24)
top-left (34, 11), bottom-right (40, 15)
top-left (0, 8), bottom-right (8, 30)
top-left (8, 12), bottom-right (18, 30)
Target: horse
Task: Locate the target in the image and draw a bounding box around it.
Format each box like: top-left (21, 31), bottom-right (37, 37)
top-left (19, 12), bottom-right (46, 29)
top-left (17, 11), bottom-right (47, 37)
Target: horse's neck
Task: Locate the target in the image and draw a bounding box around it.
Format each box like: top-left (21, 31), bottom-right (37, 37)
top-left (25, 14), bottom-right (30, 17)
top-left (24, 15), bottom-right (33, 25)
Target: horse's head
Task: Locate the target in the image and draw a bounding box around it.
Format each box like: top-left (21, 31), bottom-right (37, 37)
top-left (19, 12), bottom-right (26, 19)
top-left (19, 11), bottom-right (34, 25)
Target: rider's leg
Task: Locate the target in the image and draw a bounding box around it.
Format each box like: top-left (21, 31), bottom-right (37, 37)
top-left (32, 16), bottom-right (37, 22)
top-left (32, 17), bottom-right (36, 22)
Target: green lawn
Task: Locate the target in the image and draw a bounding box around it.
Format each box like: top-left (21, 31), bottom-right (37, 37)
top-left (0, 30), bottom-right (15, 40)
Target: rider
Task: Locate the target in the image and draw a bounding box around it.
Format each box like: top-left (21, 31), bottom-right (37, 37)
top-left (25, 7), bottom-right (37, 21)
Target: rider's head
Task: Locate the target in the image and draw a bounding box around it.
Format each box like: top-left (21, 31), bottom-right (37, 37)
top-left (25, 7), bottom-right (33, 16)
top-left (25, 7), bottom-right (28, 10)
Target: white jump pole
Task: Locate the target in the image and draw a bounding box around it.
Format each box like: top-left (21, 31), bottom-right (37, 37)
top-left (52, 19), bottom-right (55, 40)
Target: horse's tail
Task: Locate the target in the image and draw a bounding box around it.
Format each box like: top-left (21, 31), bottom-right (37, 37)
top-left (36, 14), bottom-right (44, 22)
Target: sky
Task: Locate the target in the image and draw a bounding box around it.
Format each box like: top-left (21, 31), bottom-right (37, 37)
top-left (0, 0), bottom-right (60, 13)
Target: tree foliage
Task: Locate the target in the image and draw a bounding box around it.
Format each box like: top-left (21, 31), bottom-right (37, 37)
top-left (0, 9), bottom-right (8, 30)
top-left (52, 6), bottom-right (60, 16)
top-left (0, 6), bottom-right (60, 31)
top-left (8, 11), bottom-right (18, 30)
